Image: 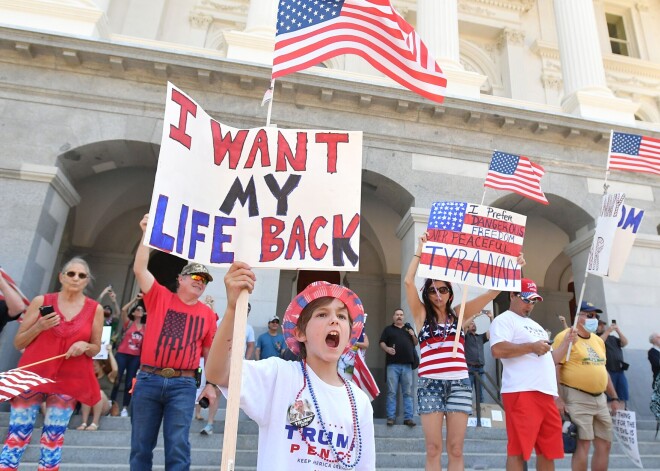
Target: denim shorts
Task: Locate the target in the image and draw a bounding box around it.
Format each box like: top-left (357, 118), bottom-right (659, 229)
top-left (417, 377), bottom-right (472, 415)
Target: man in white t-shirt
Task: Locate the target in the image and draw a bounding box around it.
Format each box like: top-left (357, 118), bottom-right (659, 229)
top-left (489, 278), bottom-right (575, 471)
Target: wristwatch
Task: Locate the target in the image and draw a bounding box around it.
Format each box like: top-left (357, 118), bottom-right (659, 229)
top-left (607, 397), bottom-right (620, 402)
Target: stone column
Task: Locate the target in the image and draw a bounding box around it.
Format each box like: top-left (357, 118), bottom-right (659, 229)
top-left (416, 0), bottom-right (486, 98)
top-left (498, 28), bottom-right (527, 100)
top-left (553, 0), bottom-right (638, 123)
top-left (224, 0), bottom-right (278, 65)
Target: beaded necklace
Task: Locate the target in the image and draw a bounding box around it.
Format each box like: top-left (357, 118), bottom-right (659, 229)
top-left (295, 360), bottom-right (362, 469)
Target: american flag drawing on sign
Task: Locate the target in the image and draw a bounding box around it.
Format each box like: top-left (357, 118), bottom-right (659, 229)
top-left (352, 353), bottom-right (379, 401)
top-left (273, 0), bottom-right (446, 103)
top-left (608, 131), bottom-right (660, 176)
top-left (417, 201), bottom-right (526, 290)
top-left (0, 369), bottom-right (53, 402)
top-left (484, 151), bottom-right (548, 205)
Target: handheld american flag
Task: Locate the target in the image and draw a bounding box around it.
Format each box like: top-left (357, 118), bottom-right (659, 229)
top-left (352, 353), bottom-right (380, 401)
top-left (0, 268), bottom-right (30, 309)
top-left (417, 201), bottom-right (526, 291)
top-left (484, 151), bottom-right (548, 205)
top-left (608, 131), bottom-right (660, 176)
top-left (273, 0), bottom-right (446, 103)
top-left (0, 369), bottom-right (54, 402)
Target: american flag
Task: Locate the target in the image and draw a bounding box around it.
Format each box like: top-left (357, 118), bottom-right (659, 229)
top-left (352, 353), bottom-right (379, 401)
top-left (0, 268), bottom-right (30, 309)
top-left (273, 0), bottom-right (446, 103)
top-left (484, 151), bottom-right (548, 205)
top-left (419, 201), bottom-right (525, 290)
top-left (0, 369), bottom-right (53, 402)
top-left (608, 131), bottom-right (660, 176)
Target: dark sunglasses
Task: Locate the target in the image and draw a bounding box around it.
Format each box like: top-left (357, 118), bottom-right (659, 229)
top-left (580, 312), bottom-right (598, 319)
top-left (65, 271), bottom-right (88, 279)
top-left (189, 274), bottom-right (209, 285)
top-left (516, 294), bottom-right (538, 305)
top-left (429, 286), bottom-right (450, 295)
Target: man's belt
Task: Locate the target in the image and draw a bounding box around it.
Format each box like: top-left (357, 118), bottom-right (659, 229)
top-left (561, 384), bottom-right (603, 397)
top-left (141, 365), bottom-right (196, 378)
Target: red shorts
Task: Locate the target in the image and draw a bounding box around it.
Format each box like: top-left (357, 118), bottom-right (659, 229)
top-left (502, 391), bottom-right (564, 461)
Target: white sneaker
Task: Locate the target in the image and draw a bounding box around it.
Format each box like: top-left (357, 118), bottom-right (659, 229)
top-left (120, 408), bottom-right (129, 417)
top-left (200, 424), bottom-right (213, 435)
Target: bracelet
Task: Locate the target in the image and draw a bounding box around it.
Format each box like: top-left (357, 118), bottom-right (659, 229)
top-left (413, 254), bottom-right (421, 258)
top-left (607, 397), bottom-right (620, 402)
top-left (206, 382), bottom-right (221, 391)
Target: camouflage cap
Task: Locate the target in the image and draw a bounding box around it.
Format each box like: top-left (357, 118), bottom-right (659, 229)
top-left (180, 262), bottom-right (213, 282)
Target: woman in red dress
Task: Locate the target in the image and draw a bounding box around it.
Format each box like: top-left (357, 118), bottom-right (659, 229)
top-left (0, 257), bottom-right (104, 470)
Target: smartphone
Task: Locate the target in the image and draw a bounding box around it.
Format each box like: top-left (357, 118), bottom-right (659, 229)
top-left (39, 305), bottom-right (55, 316)
top-left (611, 319), bottom-right (616, 325)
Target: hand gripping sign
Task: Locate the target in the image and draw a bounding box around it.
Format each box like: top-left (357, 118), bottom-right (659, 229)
top-left (145, 82), bottom-right (363, 271)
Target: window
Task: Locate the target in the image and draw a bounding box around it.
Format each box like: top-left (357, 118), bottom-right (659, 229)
top-left (606, 14), bottom-right (629, 56)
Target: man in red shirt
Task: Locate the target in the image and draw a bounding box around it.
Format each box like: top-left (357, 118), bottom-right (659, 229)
top-left (130, 214), bottom-right (218, 470)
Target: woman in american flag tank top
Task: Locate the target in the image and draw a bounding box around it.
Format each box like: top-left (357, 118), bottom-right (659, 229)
top-left (404, 232), bottom-right (523, 471)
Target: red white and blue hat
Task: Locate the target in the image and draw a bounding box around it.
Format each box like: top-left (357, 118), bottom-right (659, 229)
top-left (283, 281), bottom-right (365, 356)
top-left (520, 278), bottom-right (543, 301)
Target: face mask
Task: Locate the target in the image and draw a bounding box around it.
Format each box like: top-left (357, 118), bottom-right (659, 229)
top-left (584, 318), bottom-right (599, 333)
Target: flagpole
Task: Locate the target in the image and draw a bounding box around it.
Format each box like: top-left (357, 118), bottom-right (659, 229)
top-left (265, 79), bottom-right (275, 127)
top-left (603, 130), bottom-right (614, 194)
top-left (15, 353), bottom-right (67, 370)
top-left (566, 272), bottom-right (588, 362)
top-left (480, 188), bottom-right (487, 206)
top-left (452, 284), bottom-right (469, 357)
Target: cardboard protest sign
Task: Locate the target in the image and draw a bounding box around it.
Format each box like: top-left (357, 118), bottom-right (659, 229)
top-left (93, 326), bottom-right (112, 360)
top-left (417, 201), bottom-right (525, 290)
top-left (587, 193), bottom-right (644, 281)
top-left (612, 410), bottom-right (644, 468)
top-left (145, 83), bottom-right (362, 270)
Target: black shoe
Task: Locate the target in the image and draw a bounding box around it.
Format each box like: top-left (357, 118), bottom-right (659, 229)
top-left (403, 419), bottom-right (416, 427)
top-left (386, 418), bottom-right (394, 426)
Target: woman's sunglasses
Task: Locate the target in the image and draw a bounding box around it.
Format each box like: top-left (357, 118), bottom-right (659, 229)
top-left (65, 271), bottom-right (88, 279)
top-left (428, 286), bottom-right (450, 295)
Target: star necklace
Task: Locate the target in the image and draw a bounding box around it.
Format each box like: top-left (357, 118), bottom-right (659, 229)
top-left (293, 359), bottom-right (363, 469)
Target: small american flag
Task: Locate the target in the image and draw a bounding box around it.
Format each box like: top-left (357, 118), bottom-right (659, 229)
top-left (0, 369), bottom-right (53, 402)
top-left (608, 131), bottom-right (660, 176)
top-left (273, 0), bottom-right (446, 103)
top-left (484, 151), bottom-right (548, 205)
top-left (0, 268), bottom-right (30, 309)
top-left (352, 353), bottom-right (379, 401)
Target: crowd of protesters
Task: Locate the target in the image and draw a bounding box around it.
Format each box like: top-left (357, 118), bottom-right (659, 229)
top-left (0, 222), bottom-right (658, 470)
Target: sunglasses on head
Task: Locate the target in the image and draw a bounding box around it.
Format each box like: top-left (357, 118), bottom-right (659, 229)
top-left (65, 271), bottom-right (88, 279)
top-left (516, 294), bottom-right (538, 305)
top-left (189, 274), bottom-right (209, 284)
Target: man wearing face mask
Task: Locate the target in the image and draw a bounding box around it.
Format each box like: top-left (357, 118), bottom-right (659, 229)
top-left (553, 301), bottom-right (622, 471)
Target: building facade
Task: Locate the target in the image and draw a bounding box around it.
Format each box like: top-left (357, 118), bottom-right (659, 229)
top-left (0, 0), bottom-right (659, 416)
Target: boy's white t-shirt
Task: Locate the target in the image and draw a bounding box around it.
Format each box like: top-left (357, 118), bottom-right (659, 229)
top-left (221, 357), bottom-right (375, 471)
top-left (489, 310), bottom-right (558, 396)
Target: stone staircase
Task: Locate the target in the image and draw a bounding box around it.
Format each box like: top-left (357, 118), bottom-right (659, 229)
top-left (1, 411), bottom-right (658, 470)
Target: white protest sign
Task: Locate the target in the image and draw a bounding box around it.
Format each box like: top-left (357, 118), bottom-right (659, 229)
top-left (145, 82), bottom-right (362, 270)
top-left (587, 193), bottom-right (625, 277)
top-left (417, 201), bottom-right (525, 290)
top-left (93, 325), bottom-right (112, 360)
top-left (612, 410), bottom-right (644, 468)
top-left (607, 203), bottom-right (644, 281)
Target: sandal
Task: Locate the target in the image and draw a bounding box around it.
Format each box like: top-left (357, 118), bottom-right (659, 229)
top-left (86, 423), bottom-right (98, 431)
top-left (76, 423), bottom-right (87, 430)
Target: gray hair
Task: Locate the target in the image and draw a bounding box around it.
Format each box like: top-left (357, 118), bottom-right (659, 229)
top-left (651, 333), bottom-right (659, 344)
top-left (61, 257), bottom-right (94, 284)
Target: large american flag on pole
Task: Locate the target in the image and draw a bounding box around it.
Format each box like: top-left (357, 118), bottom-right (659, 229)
top-left (484, 151), bottom-right (549, 205)
top-left (273, 0), bottom-right (447, 103)
top-left (0, 369), bottom-right (54, 402)
top-left (608, 131), bottom-right (660, 176)
top-left (417, 201), bottom-right (526, 290)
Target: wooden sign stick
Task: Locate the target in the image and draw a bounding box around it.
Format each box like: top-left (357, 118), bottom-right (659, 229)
top-left (221, 289), bottom-right (250, 471)
top-left (452, 284), bottom-right (470, 357)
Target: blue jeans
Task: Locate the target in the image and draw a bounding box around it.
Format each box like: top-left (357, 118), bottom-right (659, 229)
top-left (468, 365), bottom-right (485, 402)
top-left (111, 353), bottom-right (141, 408)
top-left (608, 370), bottom-right (629, 401)
top-left (129, 371), bottom-right (197, 470)
top-left (386, 363), bottom-right (413, 420)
